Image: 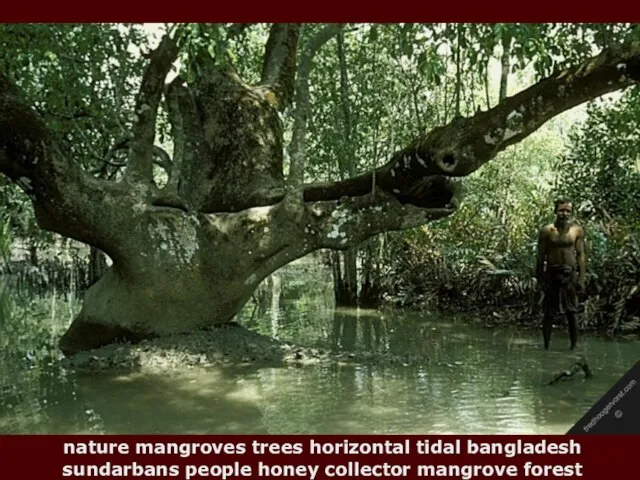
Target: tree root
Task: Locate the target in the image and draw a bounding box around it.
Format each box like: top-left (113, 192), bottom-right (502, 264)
top-left (547, 356), bottom-right (593, 385)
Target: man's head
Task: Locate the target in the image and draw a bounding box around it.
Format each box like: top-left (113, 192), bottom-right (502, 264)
top-left (554, 198), bottom-right (573, 226)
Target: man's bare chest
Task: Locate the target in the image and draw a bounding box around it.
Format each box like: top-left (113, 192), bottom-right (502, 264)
top-left (548, 228), bottom-right (577, 248)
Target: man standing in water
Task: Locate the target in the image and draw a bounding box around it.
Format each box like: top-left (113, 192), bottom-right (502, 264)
top-left (536, 199), bottom-right (586, 350)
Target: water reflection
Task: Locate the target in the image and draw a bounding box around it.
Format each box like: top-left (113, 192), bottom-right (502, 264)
top-left (1, 260), bottom-right (639, 434)
top-left (76, 367), bottom-right (268, 434)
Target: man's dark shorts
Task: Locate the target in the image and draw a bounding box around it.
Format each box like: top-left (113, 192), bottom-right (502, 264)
top-left (544, 264), bottom-right (579, 316)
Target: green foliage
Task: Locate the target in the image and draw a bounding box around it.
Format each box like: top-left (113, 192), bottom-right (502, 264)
top-left (387, 85), bottom-right (640, 333)
top-left (179, 23), bottom-right (237, 83)
top-left (0, 24), bottom-right (153, 251)
top-left (555, 89), bottom-right (640, 218)
top-left (552, 87), bottom-right (640, 332)
top-left (379, 118), bottom-right (567, 307)
top-left (461, 23), bottom-right (634, 78)
top-left (0, 24), bottom-right (150, 168)
top-left (302, 23), bottom-right (638, 186)
top-left (290, 22), bottom-right (639, 333)
top-left (227, 24), bottom-right (272, 84)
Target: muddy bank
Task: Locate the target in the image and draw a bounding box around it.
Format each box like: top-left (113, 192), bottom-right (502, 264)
top-left (62, 323), bottom-right (430, 373)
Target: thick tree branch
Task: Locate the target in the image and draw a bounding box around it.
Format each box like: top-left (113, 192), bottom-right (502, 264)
top-left (336, 29), bottom-right (359, 183)
top-left (165, 77), bottom-right (186, 193)
top-left (75, 36), bottom-right (638, 221)
top-left (38, 109), bottom-right (92, 122)
top-left (303, 40), bottom-right (640, 208)
top-left (499, 31), bottom-right (511, 102)
top-left (191, 41), bottom-right (639, 215)
top-left (126, 34), bottom-right (179, 183)
top-left (259, 24), bottom-right (301, 111)
top-left (165, 76), bottom-right (209, 203)
top-left (152, 145), bottom-right (172, 172)
top-left (0, 73), bottom-right (132, 259)
top-left (89, 136), bottom-right (171, 176)
top-left (287, 24), bottom-right (345, 193)
top-left (304, 190), bottom-right (456, 251)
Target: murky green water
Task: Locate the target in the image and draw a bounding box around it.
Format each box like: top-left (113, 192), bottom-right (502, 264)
top-left (1, 261), bottom-right (639, 434)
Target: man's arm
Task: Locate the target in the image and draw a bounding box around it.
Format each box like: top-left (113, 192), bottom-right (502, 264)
top-left (536, 227), bottom-right (547, 285)
top-left (575, 226), bottom-right (586, 289)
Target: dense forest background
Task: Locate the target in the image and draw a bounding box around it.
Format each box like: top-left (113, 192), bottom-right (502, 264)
top-left (1, 23), bottom-right (639, 336)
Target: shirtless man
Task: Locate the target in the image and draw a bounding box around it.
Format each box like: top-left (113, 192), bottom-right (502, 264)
top-left (536, 199), bottom-right (586, 350)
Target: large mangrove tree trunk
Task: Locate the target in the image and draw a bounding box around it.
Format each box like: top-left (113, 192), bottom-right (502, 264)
top-left (1, 25), bottom-right (640, 355)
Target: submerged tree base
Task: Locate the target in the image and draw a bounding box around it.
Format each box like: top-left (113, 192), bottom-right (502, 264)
top-left (61, 323), bottom-right (431, 373)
